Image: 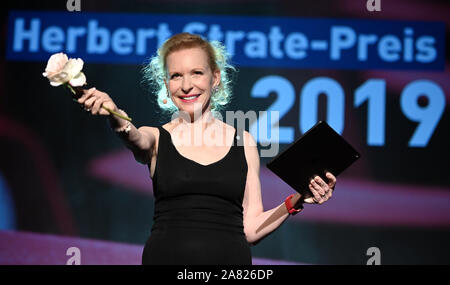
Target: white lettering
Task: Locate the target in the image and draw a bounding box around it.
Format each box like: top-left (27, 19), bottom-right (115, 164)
top-left (177, 269), bottom-right (211, 282)
top-left (366, 0), bottom-right (381, 12)
top-left (66, 0), bottom-right (81, 12)
top-left (366, 247), bottom-right (381, 265)
top-left (66, 247), bottom-right (81, 265)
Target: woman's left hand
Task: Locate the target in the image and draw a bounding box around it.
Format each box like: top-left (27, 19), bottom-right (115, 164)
top-left (303, 172), bottom-right (336, 205)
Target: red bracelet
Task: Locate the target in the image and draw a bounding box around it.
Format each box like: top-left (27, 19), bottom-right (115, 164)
top-left (285, 194), bottom-right (303, 215)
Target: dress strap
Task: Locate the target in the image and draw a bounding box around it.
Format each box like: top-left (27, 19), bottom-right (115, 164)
top-left (157, 125), bottom-right (167, 138)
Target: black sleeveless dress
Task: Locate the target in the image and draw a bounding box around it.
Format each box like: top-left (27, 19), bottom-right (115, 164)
top-left (141, 125), bottom-right (251, 265)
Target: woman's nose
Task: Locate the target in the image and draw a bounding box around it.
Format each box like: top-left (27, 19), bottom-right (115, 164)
top-left (181, 77), bottom-right (193, 93)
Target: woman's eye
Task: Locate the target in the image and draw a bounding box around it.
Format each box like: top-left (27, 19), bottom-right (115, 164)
top-left (194, 71), bottom-right (203, 75)
top-left (170, 74), bottom-right (180, 79)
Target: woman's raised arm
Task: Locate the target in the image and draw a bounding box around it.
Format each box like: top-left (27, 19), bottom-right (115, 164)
top-left (77, 87), bottom-right (156, 164)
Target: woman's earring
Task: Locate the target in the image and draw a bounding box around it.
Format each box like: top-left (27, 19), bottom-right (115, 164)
top-left (163, 89), bottom-right (169, 104)
top-left (212, 86), bottom-right (219, 94)
top-left (162, 88), bottom-right (169, 104)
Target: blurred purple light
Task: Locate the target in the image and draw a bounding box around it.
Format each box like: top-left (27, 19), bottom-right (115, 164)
top-left (89, 150), bottom-right (450, 228)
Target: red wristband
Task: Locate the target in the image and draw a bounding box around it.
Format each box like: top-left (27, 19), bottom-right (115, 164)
top-left (285, 194), bottom-right (302, 215)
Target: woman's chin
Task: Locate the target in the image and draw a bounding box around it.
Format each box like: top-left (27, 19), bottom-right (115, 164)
top-left (176, 101), bottom-right (208, 117)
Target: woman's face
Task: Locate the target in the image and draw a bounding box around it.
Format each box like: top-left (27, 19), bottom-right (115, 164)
top-left (165, 47), bottom-right (220, 119)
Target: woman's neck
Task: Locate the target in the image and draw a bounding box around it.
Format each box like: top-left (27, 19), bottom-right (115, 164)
top-left (175, 107), bottom-right (216, 133)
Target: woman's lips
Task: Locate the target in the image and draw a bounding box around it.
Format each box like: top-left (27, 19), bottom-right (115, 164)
top-left (179, 94), bottom-right (201, 103)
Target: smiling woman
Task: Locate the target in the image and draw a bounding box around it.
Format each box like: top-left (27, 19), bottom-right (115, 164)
top-left (73, 32), bottom-right (337, 265)
top-left (142, 33), bottom-right (235, 117)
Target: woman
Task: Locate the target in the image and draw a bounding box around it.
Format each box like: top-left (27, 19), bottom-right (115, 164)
top-left (77, 33), bottom-right (336, 265)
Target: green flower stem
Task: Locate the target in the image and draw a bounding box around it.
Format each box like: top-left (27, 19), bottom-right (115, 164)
top-left (65, 83), bottom-right (76, 95)
top-left (101, 106), bottom-right (132, 122)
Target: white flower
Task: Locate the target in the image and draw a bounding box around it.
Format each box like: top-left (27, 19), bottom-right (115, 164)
top-left (42, 53), bottom-right (87, 87)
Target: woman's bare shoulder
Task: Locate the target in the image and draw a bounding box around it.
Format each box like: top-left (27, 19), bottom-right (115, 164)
top-left (217, 120), bottom-right (236, 132)
top-left (242, 130), bottom-right (256, 145)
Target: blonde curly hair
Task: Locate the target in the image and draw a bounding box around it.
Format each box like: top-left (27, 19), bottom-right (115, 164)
top-left (142, 33), bottom-right (236, 118)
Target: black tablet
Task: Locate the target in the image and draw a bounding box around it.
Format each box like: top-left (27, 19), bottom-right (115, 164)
top-left (266, 121), bottom-right (360, 198)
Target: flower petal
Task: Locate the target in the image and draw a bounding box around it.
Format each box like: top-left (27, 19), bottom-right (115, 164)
top-left (43, 53), bottom-right (87, 88)
top-left (62, 58), bottom-right (84, 80)
top-left (50, 81), bottom-right (64, 87)
top-left (47, 72), bottom-right (69, 86)
top-left (44, 53), bottom-right (68, 77)
top-left (69, 72), bottom-right (87, 87)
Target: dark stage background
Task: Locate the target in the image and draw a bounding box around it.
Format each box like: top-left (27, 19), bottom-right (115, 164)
top-left (1, 0), bottom-right (449, 265)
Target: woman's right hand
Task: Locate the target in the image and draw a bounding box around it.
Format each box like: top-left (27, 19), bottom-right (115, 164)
top-left (77, 87), bottom-right (118, 116)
